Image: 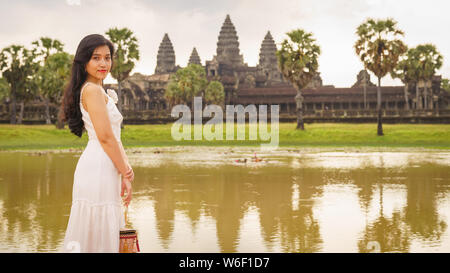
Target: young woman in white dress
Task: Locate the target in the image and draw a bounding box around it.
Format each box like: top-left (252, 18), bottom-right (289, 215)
top-left (60, 34), bottom-right (134, 252)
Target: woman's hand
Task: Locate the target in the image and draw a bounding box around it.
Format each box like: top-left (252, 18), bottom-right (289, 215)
top-left (121, 176), bottom-right (132, 207)
top-left (123, 163), bottom-right (134, 182)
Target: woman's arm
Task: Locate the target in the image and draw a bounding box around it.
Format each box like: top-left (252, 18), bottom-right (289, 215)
top-left (118, 140), bottom-right (129, 164)
top-left (118, 140), bottom-right (134, 182)
top-left (83, 84), bottom-right (130, 176)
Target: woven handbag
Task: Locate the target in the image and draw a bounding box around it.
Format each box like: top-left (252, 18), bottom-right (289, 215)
top-left (119, 206), bottom-right (140, 253)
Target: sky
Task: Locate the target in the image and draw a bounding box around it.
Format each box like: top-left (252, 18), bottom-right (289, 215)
top-left (0, 0), bottom-right (449, 87)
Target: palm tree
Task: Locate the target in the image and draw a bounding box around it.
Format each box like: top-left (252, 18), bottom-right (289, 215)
top-left (32, 37), bottom-right (64, 62)
top-left (0, 77), bottom-right (8, 101)
top-left (277, 29), bottom-right (321, 130)
top-left (105, 27), bottom-right (140, 127)
top-left (165, 64), bottom-right (208, 108)
top-left (413, 44), bottom-right (443, 110)
top-left (32, 37), bottom-right (65, 124)
top-left (441, 79), bottom-right (450, 93)
top-left (204, 81), bottom-right (225, 106)
top-left (391, 47), bottom-right (415, 110)
top-left (0, 45), bottom-right (39, 124)
top-left (38, 52), bottom-right (72, 126)
top-left (355, 18), bottom-right (407, 136)
top-left (17, 70), bottom-right (39, 124)
top-left (401, 48), bottom-right (423, 110)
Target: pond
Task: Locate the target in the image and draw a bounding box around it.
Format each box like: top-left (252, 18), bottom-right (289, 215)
top-left (0, 147), bottom-right (449, 253)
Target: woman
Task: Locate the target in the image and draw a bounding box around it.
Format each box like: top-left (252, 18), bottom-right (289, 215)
top-left (61, 34), bottom-right (134, 253)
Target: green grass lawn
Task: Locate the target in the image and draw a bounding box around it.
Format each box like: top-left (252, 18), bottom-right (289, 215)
top-left (0, 123), bottom-right (449, 150)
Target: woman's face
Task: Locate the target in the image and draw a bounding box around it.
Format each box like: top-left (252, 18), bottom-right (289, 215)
top-left (85, 45), bottom-right (112, 82)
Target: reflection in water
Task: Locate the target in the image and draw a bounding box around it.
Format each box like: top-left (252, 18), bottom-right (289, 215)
top-left (256, 171), bottom-right (323, 252)
top-left (356, 162), bottom-right (449, 253)
top-left (0, 148), bottom-right (449, 252)
top-left (0, 152), bottom-right (74, 252)
top-left (404, 166), bottom-right (448, 243)
top-left (358, 184), bottom-right (412, 253)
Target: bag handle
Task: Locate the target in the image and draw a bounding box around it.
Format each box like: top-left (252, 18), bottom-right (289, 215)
top-left (124, 205), bottom-right (129, 225)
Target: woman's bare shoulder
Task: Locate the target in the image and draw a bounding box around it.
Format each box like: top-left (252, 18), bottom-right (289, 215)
top-left (83, 83), bottom-right (103, 96)
top-left (82, 84), bottom-right (108, 104)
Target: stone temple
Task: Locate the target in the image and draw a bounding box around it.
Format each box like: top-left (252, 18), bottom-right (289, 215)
top-left (1, 14), bottom-right (449, 123)
top-left (105, 14), bottom-right (449, 124)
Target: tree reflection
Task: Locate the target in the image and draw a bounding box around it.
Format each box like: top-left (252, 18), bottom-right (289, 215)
top-left (256, 168), bottom-right (323, 252)
top-left (357, 161), bottom-right (448, 252)
top-left (146, 164), bottom-right (325, 253)
top-left (358, 184), bottom-right (411, 253)
top-left (147, 166), bottom-right (250, 252)
top-left (151, 171), bottom-right (176, 250)
top-left (1, 151), bottom-right (449, 253)
top-left (0, 152), bottom-right (75, 252)
top-left (404, 165), bottom-right (447, 242)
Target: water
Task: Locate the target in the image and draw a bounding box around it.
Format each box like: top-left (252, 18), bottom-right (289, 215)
top-left (0, 147), bottom-right (449, 253)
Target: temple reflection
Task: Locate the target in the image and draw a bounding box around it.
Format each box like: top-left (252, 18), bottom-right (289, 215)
top-left (0, 151), bottom-right (449, 252)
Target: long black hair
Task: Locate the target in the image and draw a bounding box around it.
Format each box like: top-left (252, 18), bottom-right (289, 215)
top-left (61, 34), bottom-right (114, 137)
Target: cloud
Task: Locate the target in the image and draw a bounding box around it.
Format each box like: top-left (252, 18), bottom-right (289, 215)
top-left (66, 0), bottom-right (81, 6)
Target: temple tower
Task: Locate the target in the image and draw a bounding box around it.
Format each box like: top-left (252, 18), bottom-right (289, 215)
top-left (155, 33), bottom-right (176, 74)
top-left (352, 70), bottom-right (375, 88)
top-left (215, 14), bottom-right (244, 66)
top-left (258, 31), bottom-right (277, 68)
top-left (258, 31), bottom-right (282, 82)
top-left (306, 72), bottom-right (323, 89)
top-left (188, 47), bottom-right (201, 66)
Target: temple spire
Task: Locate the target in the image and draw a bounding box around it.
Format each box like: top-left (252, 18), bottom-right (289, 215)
top-left (258, 31), bottom-right (277, 68)
top-left (188, 47), bottom-right (201, 66)
top-left (258, 30), bottom-right (282, 82)
top-left (215, 14), bottom-right (243, 66)
top-left (155, 33), bottom-right (176, 74)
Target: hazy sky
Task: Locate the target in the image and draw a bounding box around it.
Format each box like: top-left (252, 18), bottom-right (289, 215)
top-left (1, 0), bottom-right (449, 87)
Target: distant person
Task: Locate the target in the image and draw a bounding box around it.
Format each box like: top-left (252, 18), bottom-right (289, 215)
top-left (60, 34), bottom-right (134, 253)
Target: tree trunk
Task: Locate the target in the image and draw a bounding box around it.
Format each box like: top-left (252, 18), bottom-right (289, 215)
top-left (295, 90), bottom-right (304, 130)
top-left (416, 82), bottom-right (420, 109)
top-left (296, 108), bottom-right (304, 130)
top-left (363, 72), bottom-right (367, 109)
top-left (56, 106), bottom-right (65, 129)
top-left (10, 85), bottom-right (17, 124)
top-left (118, 81), bottom-right (124, 129)
top-left (404, 83), bottom-right (409, 110)
top-left (45, 98), bottom-right (51, 124)
top-left (18, 101), bottom-right (24, 124)
top-left (428, 80), bottom-right (433, 110)
top-left (118, 81), bottom-right (122, 113)
top-left (423, 81), bottom-right (428, 110)
top-left (377, 77), bottom-right (383, 136)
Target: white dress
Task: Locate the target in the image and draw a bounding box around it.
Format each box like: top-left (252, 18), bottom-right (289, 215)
top-left (62, 82), bottom-right (125, 253)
